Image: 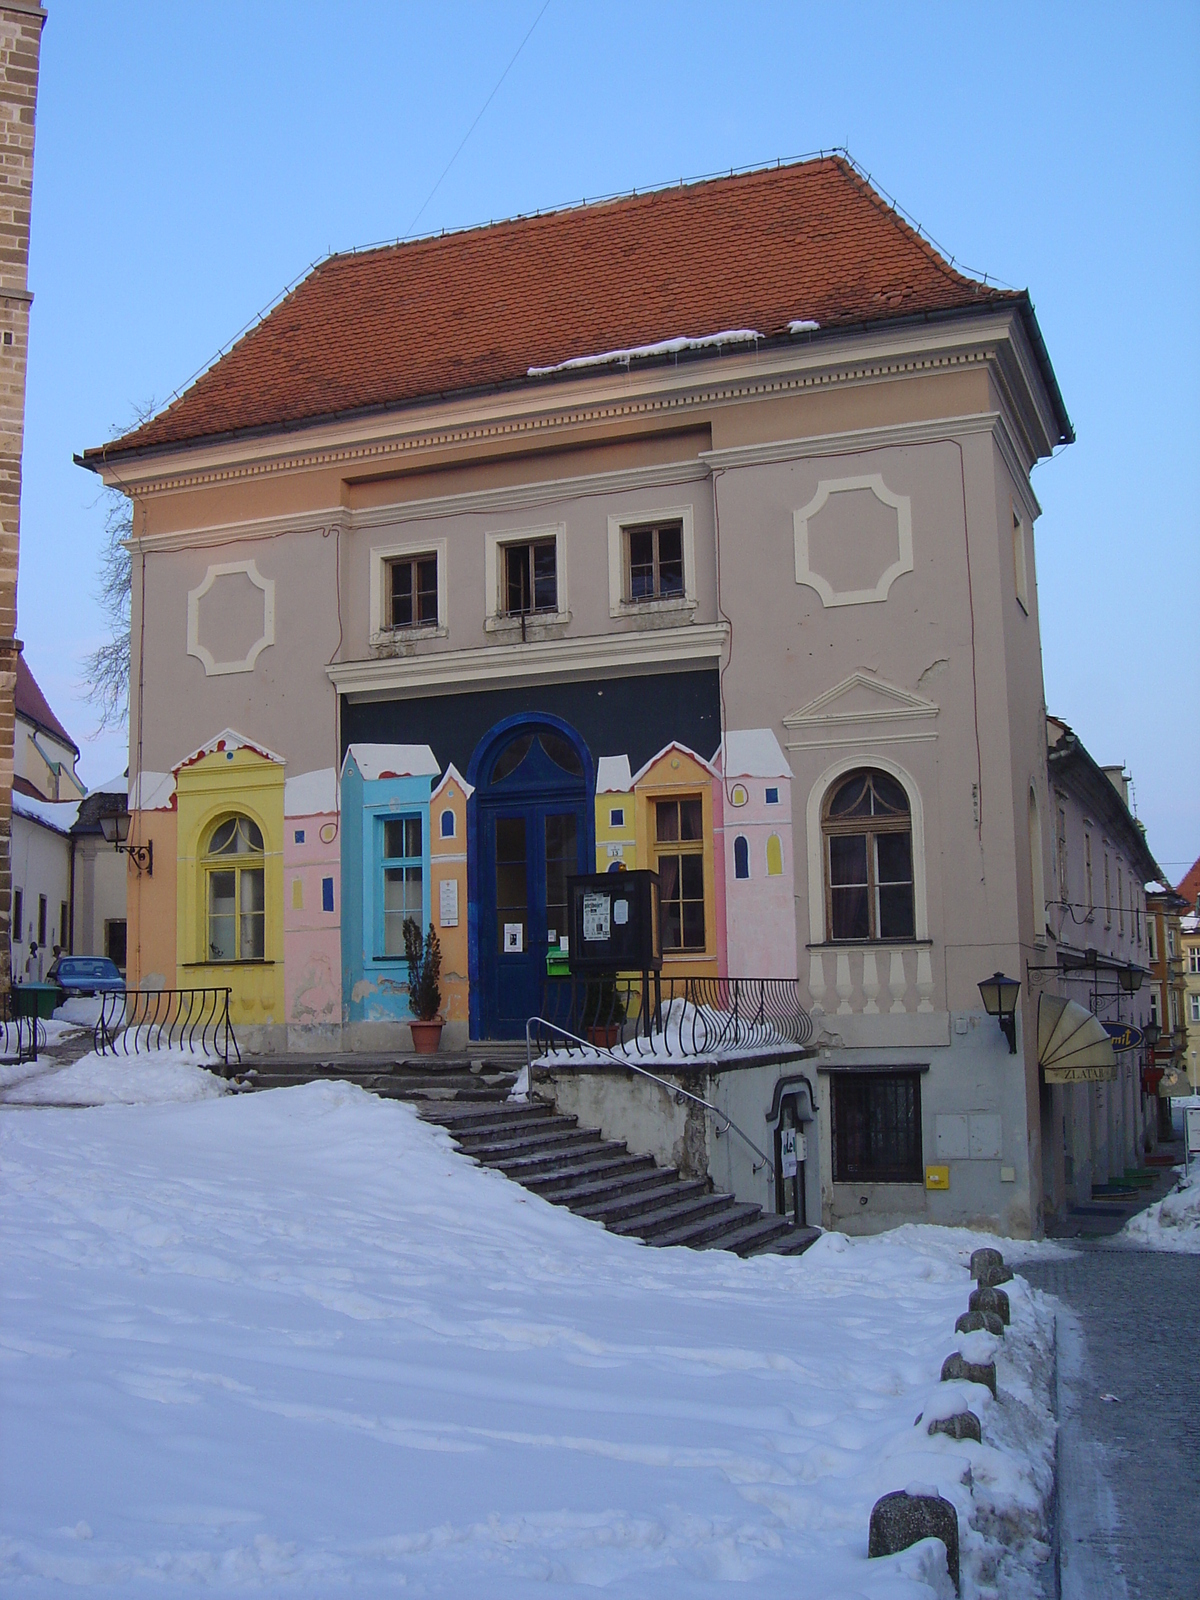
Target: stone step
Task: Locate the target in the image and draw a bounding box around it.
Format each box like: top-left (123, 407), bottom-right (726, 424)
top-left (705, 1215), bottom-right (803, 1256)
top-left (458, 1127), bottom-right (599, 1161)
top-left (540, 1166), bottom-right (683, 1209)
top-left (609, 1190), bottom-right (739, 1240)
top-left (452, 1114), bottom-right (579, 1144)
top-left (651, 1202), bottom-right (768, 1249)
top-left (420, 1100), bottom-right (547, 1125)
top-left (753, 1223), bottom-right (822, 1256)
top-left (522, 1151), bottom-right (658, 1190)
top-left (489, 1139), bottom-right (619, 1177)
top-left (574, 1178), bottom-right (709, 1223)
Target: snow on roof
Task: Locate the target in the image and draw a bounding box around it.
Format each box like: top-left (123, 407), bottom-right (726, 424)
top-left (175, 729), bottom-right (286, 771)
top-left (719, 729), bottom-right (791, 779)
top-left (528, 329), bottom-right (763, 378)
top-left (1181, 912), bottom-right (1198, 933)
top-left (595, 755), bottom-right (632, 794)
top-left (14, 655), bottom-right (79, 755)
top-left (629, 742), bottom-right (719, 787)
top-left (284, 768), bottom-right (338, 817)
top-left (13, 791), bottom-right (80, 834)
top-left (90, 774), bottom-right (128, 796)
top-left (787, 318), bottom-right (820, 333)
top-left (343, 743), bottom-right (440, 782)
top-left (431, 762), bottom-right (474, 801)
top-left (130, 771), bottom-right (176, 811)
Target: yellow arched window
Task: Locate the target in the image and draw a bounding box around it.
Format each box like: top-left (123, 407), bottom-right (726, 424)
top-left (766, 833), bottom-right (784, 877)
top-left (822, 770), bottom-right (914, 941)
top-left (205, 814), bottom-right (266, 962)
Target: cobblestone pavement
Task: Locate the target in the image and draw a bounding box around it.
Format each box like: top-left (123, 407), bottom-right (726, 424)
top-left (1020, 1243), bottom-right (1200, 1600)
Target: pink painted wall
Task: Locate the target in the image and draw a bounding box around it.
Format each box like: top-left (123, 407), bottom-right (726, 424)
top-left (283, 813), bottom-right (341, 1026)
top-left (720, 773), bottom-right (797, 979)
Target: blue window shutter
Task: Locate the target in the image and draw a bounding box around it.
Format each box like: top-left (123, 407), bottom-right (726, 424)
top-left (322, 877), bottom-right (335, 913)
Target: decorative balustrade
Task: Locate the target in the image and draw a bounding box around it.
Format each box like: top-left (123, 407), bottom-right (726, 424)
top-left (803, 944), bottom-right (938, 1020)
top-left (534, 975), bottom-right (814, 1061)
top-left (94, 988), bottom-right (241, 1072)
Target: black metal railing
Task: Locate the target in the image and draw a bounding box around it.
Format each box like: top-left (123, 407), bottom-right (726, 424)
top-left (0, 991), bottom-right (43, 1063)
top-left (532, 975), bottom-right (814, 1060)
top-left (94, 988), bottom-right (241, 1072)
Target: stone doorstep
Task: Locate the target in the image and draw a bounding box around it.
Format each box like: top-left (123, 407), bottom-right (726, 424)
top-left (609, 1190), bottom-right (738, 1238)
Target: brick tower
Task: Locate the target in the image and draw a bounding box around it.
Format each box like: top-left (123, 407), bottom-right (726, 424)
top-left (0, 2), bottom-right (46, 990)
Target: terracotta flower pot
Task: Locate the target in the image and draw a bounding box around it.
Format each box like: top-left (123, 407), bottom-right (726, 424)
top-left (587, 1024), bottom-right (621, 1048)
top-left (409, 1018), bottom-right (444, 1055)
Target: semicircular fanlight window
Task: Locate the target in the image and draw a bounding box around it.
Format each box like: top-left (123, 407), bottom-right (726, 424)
top-left (539, 732), bottom-right (583, 777)
top-left (207, 815), bottom-right (264, 855)
top-left (490, 733), bottom-right (533, 784)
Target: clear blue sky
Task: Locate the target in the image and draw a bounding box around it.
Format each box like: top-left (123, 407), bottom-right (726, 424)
top-left (19, 0), bottom-right (1198, 878)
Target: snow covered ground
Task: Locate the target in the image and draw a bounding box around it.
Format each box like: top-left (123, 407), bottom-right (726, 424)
top-left (0, 1043), bottom-right (227, 1106)
top-left (1, 1084), bottom-right (1057, 1597)
top-left (1120, 1163), bottom-right (1200, 1252)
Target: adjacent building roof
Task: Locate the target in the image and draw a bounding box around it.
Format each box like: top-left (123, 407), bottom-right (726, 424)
top-left (1175, 855), bottom-right (1200, 912)
top-left (1047, 716), bottom-right (1160, 885)
top-left (83, 156), bottom-right (1071, 463)
top-left (15, 654), bottom-right (78, 755)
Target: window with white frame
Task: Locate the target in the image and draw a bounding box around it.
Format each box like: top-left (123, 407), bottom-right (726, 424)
top-left (485, 525), bottom-right (566, 628)
top-left (1149, 985), bottom-right (1160, 1027)
top-left (1103, 851), bottom-right (1112, 929)
top-left (386, 553), bottom-right (438, 629)
top-left (1167, 926), bottom-right (1176, 959)
top-left (381, 816), bottom-right (423, 958)
top-left (607, 506), bottom-right (695, 617)
top-left (1189, 992), bottom-right (1200, 1024)
top-left (1148, 917), bottom-right (1157, 962)
top-left (822, 769), bottom-right (914, 941)
top-left (1189, 946), bottom-right (1200, 975)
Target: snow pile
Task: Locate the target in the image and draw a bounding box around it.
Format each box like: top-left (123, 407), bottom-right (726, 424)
top-left (0, 1083), bottom-right (1055, 1596)
top-left (529, 329), bottom-right (763, 377)
top-left (0, 1044), bottom-right (226, 1106)
top-left (1120, 1165), bottom-right (1200, 1252)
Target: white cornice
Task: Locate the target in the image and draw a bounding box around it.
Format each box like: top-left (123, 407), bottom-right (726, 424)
top-left (95, 309), bottom-right (1037, 500)
top-left (327, 622), bottom-right (729, 701)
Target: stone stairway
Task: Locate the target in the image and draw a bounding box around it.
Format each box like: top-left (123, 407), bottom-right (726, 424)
top-left (236, 1051), bottom-right (819, 1258)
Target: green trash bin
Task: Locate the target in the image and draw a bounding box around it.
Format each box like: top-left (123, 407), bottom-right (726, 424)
top-left (12, 983), bottom-right (60, 1021)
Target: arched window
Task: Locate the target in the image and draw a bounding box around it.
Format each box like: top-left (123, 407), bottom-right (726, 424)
top-left (440, 808), bottom-right (456, 839)
top-left (734, 836), bottom-right (750, 879)
top-left (822, 769), bottom-right (913, 941)
top-left (205, 814), bottom-right (265, 962)
top-left (766, 834), bottom-right (783, 877)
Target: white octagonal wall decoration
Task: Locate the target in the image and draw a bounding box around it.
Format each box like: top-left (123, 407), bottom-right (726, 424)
top-left (793, 474), bottom-right (913, 607)
top-left (187, 560), bottom-right (276, 676)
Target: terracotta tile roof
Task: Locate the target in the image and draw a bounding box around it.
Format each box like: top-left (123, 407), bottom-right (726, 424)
top-left (1176, 855), bottom-right (1200, 911)
top-left (15, 654), bottom-right (78, 754)
top-left (87, 156), bottom-right (1040, 461)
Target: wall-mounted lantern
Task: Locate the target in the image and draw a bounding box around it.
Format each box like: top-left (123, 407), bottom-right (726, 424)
top-left (1143, 1021), bottom-right (1161, 1052)
top-left (99, 809), bottom-right (153, 875)
top-left (978, 971), bottom-right (1020, 1053)
top-left (1117, 963), bottom-right (1144, 994)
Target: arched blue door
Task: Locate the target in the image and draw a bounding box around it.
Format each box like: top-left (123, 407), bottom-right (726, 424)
top-left (469, 718), bottom-right (592, 1039)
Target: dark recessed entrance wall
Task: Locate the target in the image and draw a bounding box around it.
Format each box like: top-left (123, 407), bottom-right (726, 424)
top-left (341, 669), bottom-right (721, 773)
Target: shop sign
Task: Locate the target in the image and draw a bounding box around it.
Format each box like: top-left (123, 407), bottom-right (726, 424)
top-left (1103, 1021), bottom-right (1144, 1052)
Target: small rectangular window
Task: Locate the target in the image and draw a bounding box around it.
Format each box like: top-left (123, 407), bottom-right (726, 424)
top-left (832, 1071), bottom-right (922, 1183)
top-left (1167, 927), bottom-right (1176, 958)
top-left (1013, 510), bottom-right (1029, 613)
top-left (1085, 834), bottom-right (1093, 914)
top-left (624, 520), bottom-right (684, 602)
top-left (105, 919), bottom-right (127, 970)
top-left (294, 829), bottom-right (305, 844)
top-left (1117, 865), bottom-right (1124, 935)
top-left (609, 807), bottom-right (624, 828)
top-left (1103, 852), bottom-right (1112, 929)
top-left (12, 888), bottom-right (22, 942)
top-left (37, 895), bottom-right (46, 946)
top-left (382, 816), bottom-right (423, 956)
top-left (1189, 947), bottom-right (1200, 975)
top-left (387, 554), bottom-right (438, 629)
top-left (1148, 918), bottom-right (1157, 962)
top-left (765, 787), bottom-right (780, 806)
top-left (322, 877), bottom-right (335, 913)
top-left (59, 902), bottom-right (69, 948)
top-left (1150, 986), bottom-right (1160, 1026)
top-left (503, 537), bottom-right (557, 616)
top-left (1190, 993), bottom-right (1200, 1024)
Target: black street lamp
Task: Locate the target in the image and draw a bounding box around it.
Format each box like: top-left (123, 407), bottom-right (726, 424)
top-left (978, 971), bottom-right (1020, 1053)
top-left (1117, 963), bottom-right (1144, 994)
top-left (99, 809), bottom-right (153, 875)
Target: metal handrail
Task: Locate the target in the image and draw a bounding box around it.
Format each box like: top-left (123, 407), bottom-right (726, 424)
top-left (525, 1014), bottom-right (776, 1182)
top-left (94, 987), bottom-right (241, 1072)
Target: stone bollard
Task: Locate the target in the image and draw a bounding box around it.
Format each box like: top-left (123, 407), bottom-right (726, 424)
top-left (969, 1246), bottom-right (1004, 1279)
top-left (928, 1410), bottom-right (981, 1442)
top-left (940, 1351), bottom-right (997, 1399)
top-left (955, 1308), bottom-right (1004, 1337)
top-left (869, 1488), bottom-right (960, 1593)
top-left (968, 1285), bottom-right (1010, 1326)
top-left (975, 1262), bottom-right (1013, 1288)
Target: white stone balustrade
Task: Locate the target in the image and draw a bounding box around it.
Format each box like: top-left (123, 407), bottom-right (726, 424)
top-left (804, 945), bottom-right (937, 1020)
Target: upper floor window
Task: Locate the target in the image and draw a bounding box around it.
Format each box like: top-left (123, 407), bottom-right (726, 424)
top-left (387, 553), bottom-right (438, 629)
top-left (734, 835), bottom-right (750, 879)
top-left (1117, 864), bottom-right (1124, 935)
top-left (1103, 851), bottom-right (1112, 929)
top-left (1189, 946), bottom-right (1200, 975)
top-left (382, 816), bottom-right (422, 957)
top-left (655, 796), bottom-right (705, 951)
top-left (1167, 926), bottom-right (1176, 959)
top-left (1148, 917), bottom-right (1157, 963)
top-left (625, 520), bottom-right (684, 603)
top-left (504, 537), bottom-right (557, 616)
top-left (1013, 509), bottom-right (1029, 613)
top-left (822, 769), bottom-right (914, 941)
top-left (205, 814), bottom-right (265, 962)
top-left (1085, 833), bottom-right (1094, 913)
top-left (1056, 803), bottom-right (1068, 900)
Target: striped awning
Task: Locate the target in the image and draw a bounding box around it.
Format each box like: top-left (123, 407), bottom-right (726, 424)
top-left (1038, 993), bottom-right (1117, 1083)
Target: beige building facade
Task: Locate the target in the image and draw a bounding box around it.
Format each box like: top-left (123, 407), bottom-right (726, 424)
top-left (85, 158), bottom-right (1079, 1235)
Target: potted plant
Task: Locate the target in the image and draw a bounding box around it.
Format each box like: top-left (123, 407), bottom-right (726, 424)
top-left (403, 917), bottom-right (443, 1054)
top-left (581, 975), bottom-right (626, 1048)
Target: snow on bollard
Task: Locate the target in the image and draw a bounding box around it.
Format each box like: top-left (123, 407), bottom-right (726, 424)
top-left (940, 1351), bottom-right (997, 1399)
top-left (969, 1246), bottom-right (1013, 1287)
top-left (869, 1486), bottom-right (960, 1594)
top-left (968, 1284), bottom-right (1010, 1326)
top-left (955, 1308), bottom-right (1004, 1337)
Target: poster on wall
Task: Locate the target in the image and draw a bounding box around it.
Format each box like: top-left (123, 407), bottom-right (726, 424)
top-left (439, 879), bottom-right (459, 928)
top-left (504, 923), bottom-right (523, 953)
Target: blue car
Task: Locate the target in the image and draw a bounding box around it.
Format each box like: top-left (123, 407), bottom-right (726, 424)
top-left (47, 956), bottom-right (126, 998)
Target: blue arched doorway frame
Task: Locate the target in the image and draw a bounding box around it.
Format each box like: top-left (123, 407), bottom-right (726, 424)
top-left (466, 713), bottom-right (595, 1039)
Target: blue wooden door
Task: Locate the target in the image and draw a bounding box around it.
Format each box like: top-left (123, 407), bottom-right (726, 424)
top-left (475, 726), bottom-right (590, 1039)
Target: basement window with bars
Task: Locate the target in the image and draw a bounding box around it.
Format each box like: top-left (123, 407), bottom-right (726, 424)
top-left (831, 1070), bottom-right (923, 1183)
top-left (387, 553), bottom-right (438, 630)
